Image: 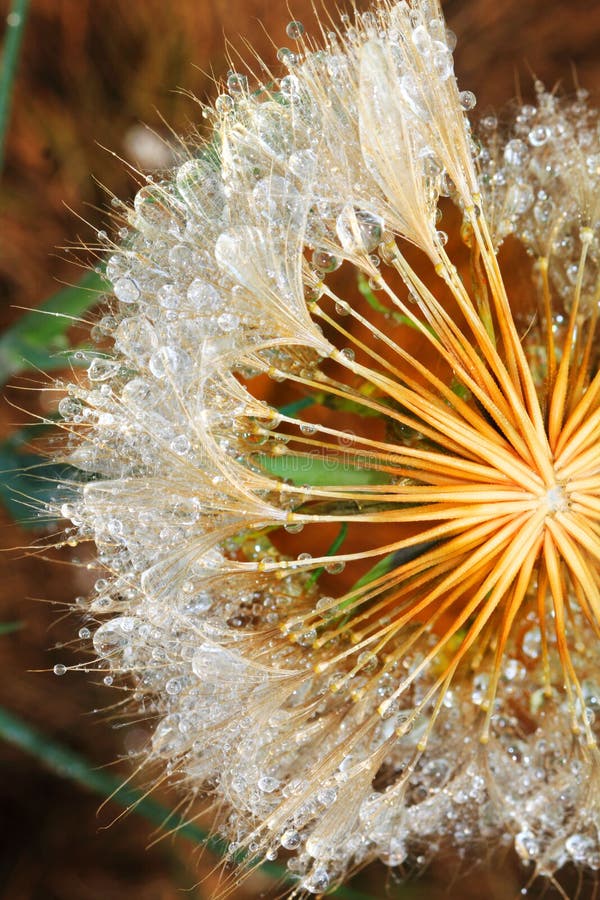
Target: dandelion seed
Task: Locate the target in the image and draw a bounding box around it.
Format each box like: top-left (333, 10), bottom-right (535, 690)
top-left (51, 0), bottom-right (600, 894)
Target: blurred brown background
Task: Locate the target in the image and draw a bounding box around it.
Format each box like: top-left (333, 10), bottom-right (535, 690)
top-left (1, 1), bottom-right (599, 898)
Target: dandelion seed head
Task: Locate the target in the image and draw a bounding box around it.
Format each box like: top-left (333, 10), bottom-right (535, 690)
top-left (50, 0), bottom-right (600, 893)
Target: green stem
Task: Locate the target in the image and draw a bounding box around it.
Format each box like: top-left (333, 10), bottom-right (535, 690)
top-left (306, 522), bottom-right (348, 588)
top-left (357, 272), bottom-right (435, 335)
top-left (0, 620), bottom-right (23, 635)
top-left (278, 395), bottom-right (318, 417)
top-left (0, 0), bottom-right (30, 175)
top-left (0, 704), bottom-right (375, 899)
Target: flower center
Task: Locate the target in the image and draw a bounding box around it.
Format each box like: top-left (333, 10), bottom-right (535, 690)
top-left (544, 482), bottom-right (567, 514)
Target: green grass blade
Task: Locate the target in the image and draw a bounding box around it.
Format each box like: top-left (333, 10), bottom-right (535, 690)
top-left (257, 454), bottom-right (391, 487)
top-left (0, 704), bottom-right (215, 842)
top-left (351, 549), bottom-right (399, 592)
top-left (0, 0), bottom-right (30, 174)
top-left (306, 522), bottom-right (348, 588)
top-left (357, 272), bottom-right (435, 335)
top-left (278, 395), bottom-right (317, 417)
top-left (350, 540), bottom-right (441, 592)
top-left (0, 620), bottom-right (23, 635)
top-left (0, 419), bottom-right (88, 527)
top-left (0, 705), bottom-right (378, 899)
top-left (0, 443), bottom-right (81, 527)
top-left (0, 268), bottom-right (105, 384)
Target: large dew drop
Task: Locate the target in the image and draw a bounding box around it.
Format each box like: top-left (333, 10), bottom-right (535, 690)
top-left (93, 616), bottom-right (139, 658)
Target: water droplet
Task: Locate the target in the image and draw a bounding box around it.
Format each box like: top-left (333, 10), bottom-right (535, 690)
top-left (284, 521), bottom-right (304, 534)
top-left (286, 20), bottom-right (305, 40)
top-left (171, 435), bottom-right (191, 455)
top-left (166, 677), bottom-right (182, 695)
top-left (258, 775), bottom-right (280, 793)
top-left (336, 206), bottom-right (383, 254)
top-left (459, 90), bottom-right (476, 111)
top-left (312, 249), bottom-right (342, 273)
top-left (432, 44), bottom-right (453, 80)
top-left (113, 277), bottom-right (140, 304)
top-left (471, 672), bottom-right (489, 705)
top-left (529, 125), bottom-right (550, 147)
top-left (288, 149), bottom-right (317, 179)
top-left (522, 626), bottom-right (541, 659)
top-left (533, 199), bottom-right (554, 225)
top-left (53, 663), bottom-right (67, 676)
top-left (215, 94), bottom-right (235, 113)
top-left (481, 115), bottom-right (497, 131)
top-left (280, 829), bottom-right (301, 849)
top-left (168, 243), bottom-right (193, 270)
top-left (515, 830), bottom-right (539, 861)
top-left (357, 650), bottom-right (378, 672)
top-left (296, 628), bottom-right (317, 647)
top-left (411, 24), bottom-right (430, 55)
top-left (444, 27), bottom-right (457, 51)
top-left (277, 47), bottom-right (298, 67)
top-left (149, 346), bottom-right (191, 379)
top-left (187, 279), bottom-right (222, 312)
top-left (87, 357), bottom-right (119, 382)
top-left (280, 74), bottom-right (300, 96)
top-left (58, 396), bottom-right (82, 418)
top-left (227, 72), bottom-right (248, 93)
top-left (506, 182), bottom-right (534, 215)
top-left (317, 786), bottom-right (337, 806)
top-left (304, 867), bottom-right (330, 893)
top-left (191, 643), bottom-right (247, 681)
top-left (503, 139), bottom-right (528, 167)
top-left (566, 833), bottom-right (596, 863)
top-left (218, 312), bottom-right (240, 332)
top-left (93, 617), bottom-right (138, 658)
top-left (503, 658), bottom-right (526, 681)
top-left (158, 283), bottom-right (180, 309)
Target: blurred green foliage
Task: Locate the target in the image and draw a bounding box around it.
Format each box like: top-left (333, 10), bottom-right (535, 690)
top-left (0, 269), bottom-right (104, 386)
top-left (0, 269), bottom-right (104, 527)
